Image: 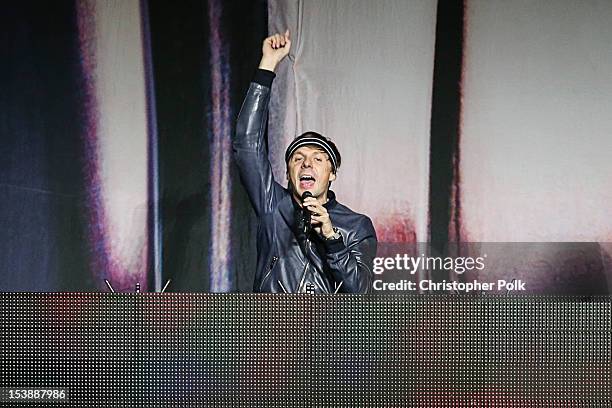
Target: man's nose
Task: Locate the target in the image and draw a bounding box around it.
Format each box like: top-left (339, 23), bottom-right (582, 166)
top-left (301, 158), bottom-right (312, 167)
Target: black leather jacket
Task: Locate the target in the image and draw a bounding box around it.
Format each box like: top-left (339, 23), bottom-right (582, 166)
top-left (233, 78), bottom-right (377, 293)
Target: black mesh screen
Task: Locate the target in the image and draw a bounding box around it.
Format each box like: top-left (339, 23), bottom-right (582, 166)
top-left (0, 294), bottom-right (609, 407)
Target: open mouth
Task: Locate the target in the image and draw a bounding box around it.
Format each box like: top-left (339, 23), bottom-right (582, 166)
top-left (299, 175), bottom-right (316, 189)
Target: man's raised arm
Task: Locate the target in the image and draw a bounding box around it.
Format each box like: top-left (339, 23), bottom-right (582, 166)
top-left (233, 31), bottom-right (291, 217)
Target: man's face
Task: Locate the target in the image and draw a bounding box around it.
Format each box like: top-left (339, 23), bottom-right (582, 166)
top-left (287, 145), bottom-right (336, 202)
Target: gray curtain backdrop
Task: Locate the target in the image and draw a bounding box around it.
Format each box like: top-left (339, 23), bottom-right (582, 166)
top-left (267, 0), bottom-right (438, 247)
top-left (460, 0), bottom-right (612, 293)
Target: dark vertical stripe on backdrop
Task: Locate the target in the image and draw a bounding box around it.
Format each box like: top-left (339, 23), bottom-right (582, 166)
top-left (210, 0), bottom-right (267, 292)
top-left (225, 1), bottom-right (268, 292)
top-left (149, 0), bottom-right (212, 292)
top-left (148, 0), bottom-right (266, 292)
top-left (140, 0), bottom-right (162, 292)
top-left (0, 2), bottom-right (92, 290)
top-left (207, 0), bottom-right (233, 292)
top-left (428, 0), bottom-right (465, 282)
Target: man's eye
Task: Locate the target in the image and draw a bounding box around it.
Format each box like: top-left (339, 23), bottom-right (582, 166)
top-left (315, 157), bottom-right (323, 162)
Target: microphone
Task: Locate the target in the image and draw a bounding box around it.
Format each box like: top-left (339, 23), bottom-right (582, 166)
top-left (301, 191), bottom-right (313, 234)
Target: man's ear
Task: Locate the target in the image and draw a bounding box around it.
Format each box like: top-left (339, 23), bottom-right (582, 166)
top-left (329, 172), bottom-right (336, 182)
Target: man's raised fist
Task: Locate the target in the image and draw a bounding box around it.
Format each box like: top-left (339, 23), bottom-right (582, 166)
top-left (259, 30), bottom-right (291, 72)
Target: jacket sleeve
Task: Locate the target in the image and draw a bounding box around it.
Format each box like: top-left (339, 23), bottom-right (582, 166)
top-left (324, 217), bottom-right (378, 294)
top-left (233, 81), bottom-right (286, 217)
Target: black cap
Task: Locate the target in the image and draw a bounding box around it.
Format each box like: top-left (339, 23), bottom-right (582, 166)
top-left (285, 131), bottom-right (341, 173)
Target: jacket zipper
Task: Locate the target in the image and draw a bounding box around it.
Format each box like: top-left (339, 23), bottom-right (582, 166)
top-left (296, 240), bottom-right (312, 293)
top-left (260, 256), bottom-right (278, 291)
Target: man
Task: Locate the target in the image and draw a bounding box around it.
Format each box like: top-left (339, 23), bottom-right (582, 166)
top-left (233, 31), bottom-right (377, 293)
